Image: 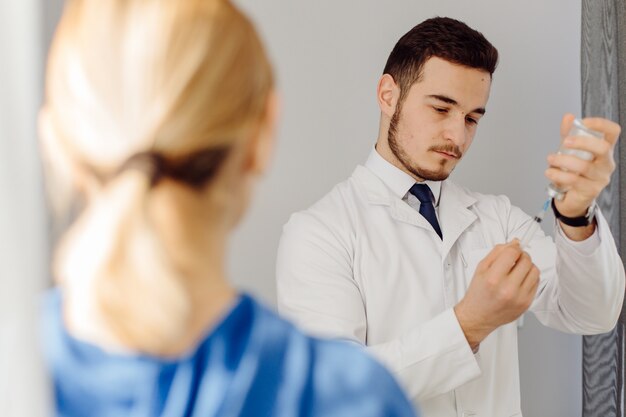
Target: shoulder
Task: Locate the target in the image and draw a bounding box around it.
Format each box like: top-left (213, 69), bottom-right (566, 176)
top-left (250, 297), bottom-right (416, 417)
top-left (285, 174), bottom-right (362, 231)
top-left (280, 164), bottom-right (395, 239)
top-left (278, 170), bottom-right (367, 258)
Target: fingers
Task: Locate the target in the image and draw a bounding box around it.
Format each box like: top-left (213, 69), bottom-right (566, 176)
top-left (491, 250), bottom-right (537, 313)
top-left (521, 264), bottom-right (540, 298)
top-left (478, 241), bottom-right (514, 269)
top-left (546, 152), bottom-right (609, 181)
top-left (548, 152), bottom-right (595, 176)
top-left (580, 117), bottom-right (621, 145)
top-left (546, 139), bottom-right (615, 198)
top-left (545, 167), bottom-right (607, 199)
top-left (546, 117), bottom-right (618, 209)
top-left (560, 113), bottom-right (577, 138)
top-left (507, 251), bottom-right (534, 287)
top-left (485, 243), bottom-right (524, 278)
top-left (505, 253), bottom-right (539, 312)
top-left (466, 242), bottom-right (539, 329)
top-left (510, 265), bottom-right (540, 313)
top-left (559, 134), bottom-right (614, 161)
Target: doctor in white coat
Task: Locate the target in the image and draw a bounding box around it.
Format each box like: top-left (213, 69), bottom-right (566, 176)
top-left (276, 17), bottom-right (625, 417)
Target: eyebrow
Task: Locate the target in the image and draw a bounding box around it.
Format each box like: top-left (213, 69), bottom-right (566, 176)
top-left (427, 94), bottom-right (486, 115)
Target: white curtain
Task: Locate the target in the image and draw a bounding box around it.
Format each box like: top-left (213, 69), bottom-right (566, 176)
top-left (0, 1), bottom-right (51, 416)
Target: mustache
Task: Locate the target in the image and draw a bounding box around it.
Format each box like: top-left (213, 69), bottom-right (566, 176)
top-left (429, 144), bottom-right (462, 159)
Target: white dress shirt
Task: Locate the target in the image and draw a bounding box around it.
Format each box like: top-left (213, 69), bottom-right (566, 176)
top-left (276, 147), bottom-right (625, 417)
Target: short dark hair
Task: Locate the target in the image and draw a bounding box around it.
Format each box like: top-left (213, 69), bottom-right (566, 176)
top-left (383, 17), bottom-right (499, 102)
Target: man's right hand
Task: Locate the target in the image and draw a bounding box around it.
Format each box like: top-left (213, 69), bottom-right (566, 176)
top-left (454, 240), bottom-right (540, 350)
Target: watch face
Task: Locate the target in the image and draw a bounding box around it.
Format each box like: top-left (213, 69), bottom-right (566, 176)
top-left (586, 201), bottom-right (597, 222)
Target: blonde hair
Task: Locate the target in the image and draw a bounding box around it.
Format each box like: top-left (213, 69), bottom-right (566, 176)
top-left (42, 0), bottom-right (273, 352)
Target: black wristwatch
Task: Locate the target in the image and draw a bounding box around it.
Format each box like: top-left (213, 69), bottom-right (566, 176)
top-left (551, 199), bottom-right (596, 227)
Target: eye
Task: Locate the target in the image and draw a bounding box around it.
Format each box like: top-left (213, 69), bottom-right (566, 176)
top-left (465, 116), bottom-right (478, 125)
top-left (433, 107), bottom-right (448, 114)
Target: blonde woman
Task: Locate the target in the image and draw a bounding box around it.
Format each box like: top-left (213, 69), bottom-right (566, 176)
top-left (39, 1), bottom-right (418, 416)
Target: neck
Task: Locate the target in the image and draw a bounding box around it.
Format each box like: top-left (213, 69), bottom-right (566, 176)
top-left (375, 119), bottom-right (395, 166)
top-left (375, 134), bottom-right (427, 183)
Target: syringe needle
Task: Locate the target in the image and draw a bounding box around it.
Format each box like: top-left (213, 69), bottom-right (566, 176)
top-left (520, 199), bottom-right (551, 248)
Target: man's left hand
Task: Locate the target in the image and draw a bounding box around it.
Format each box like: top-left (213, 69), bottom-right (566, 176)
top-left (545, 114), bottom-right (621, 240)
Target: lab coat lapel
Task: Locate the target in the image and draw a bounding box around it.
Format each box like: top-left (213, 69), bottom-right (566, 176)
top-left (389, 200), bottom-right (432, 229)
top-left (438, 181), bottom-right (477, 258)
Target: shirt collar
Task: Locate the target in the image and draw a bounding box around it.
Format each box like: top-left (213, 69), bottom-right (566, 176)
top-left (364, 146), bottom-right (442, 206)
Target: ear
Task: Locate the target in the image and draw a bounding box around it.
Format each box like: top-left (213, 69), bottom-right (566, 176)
top-left (377, 74), bottom-right (400, 119)
top-left (247, 90), bottom-right (280, 176)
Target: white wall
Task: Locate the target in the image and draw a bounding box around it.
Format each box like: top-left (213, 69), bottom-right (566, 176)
top-left (0, 1), bottom-right (50, 416)
top-left (231, 1), bottom-right (583, 416)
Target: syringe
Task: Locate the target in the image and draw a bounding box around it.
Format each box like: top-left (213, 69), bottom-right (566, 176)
top-left (519, 198), bottom-right (551, 248)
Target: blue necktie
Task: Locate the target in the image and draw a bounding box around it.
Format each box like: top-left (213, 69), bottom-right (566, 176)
top-left (409, 183), bottom-right (443, 239)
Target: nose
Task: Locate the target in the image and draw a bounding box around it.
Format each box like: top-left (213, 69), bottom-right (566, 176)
top-left (442, 115), bottom-right (467, 148)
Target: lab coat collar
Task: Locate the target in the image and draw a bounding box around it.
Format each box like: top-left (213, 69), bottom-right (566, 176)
top-left (352, 164), bottom-right (477, 257)
top-left (364, 146), bottom-right (441, 206)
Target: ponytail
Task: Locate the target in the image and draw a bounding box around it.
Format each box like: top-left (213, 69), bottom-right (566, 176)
top-left (56, 171), bottom-right (189, 353)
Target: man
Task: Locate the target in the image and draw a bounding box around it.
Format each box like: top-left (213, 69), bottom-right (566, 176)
top-left (276, 17), bottom-right (625, 417)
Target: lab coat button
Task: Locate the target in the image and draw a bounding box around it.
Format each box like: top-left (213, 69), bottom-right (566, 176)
top-left (461, 411), bottom-right (476, 417)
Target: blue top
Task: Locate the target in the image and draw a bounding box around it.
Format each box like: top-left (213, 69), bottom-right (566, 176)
top-left (42, 291), bottom-right (418, 417)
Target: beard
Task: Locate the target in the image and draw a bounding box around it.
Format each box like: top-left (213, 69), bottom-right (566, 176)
top-left (387, 105), bottom-right (462, 182)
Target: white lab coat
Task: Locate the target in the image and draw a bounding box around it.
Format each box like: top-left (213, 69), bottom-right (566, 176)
top-left (276, 162), bottom-right (625, 417)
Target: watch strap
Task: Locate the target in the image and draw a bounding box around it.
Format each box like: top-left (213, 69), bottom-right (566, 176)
top-left (551, 199), bottom-right (594, 227)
